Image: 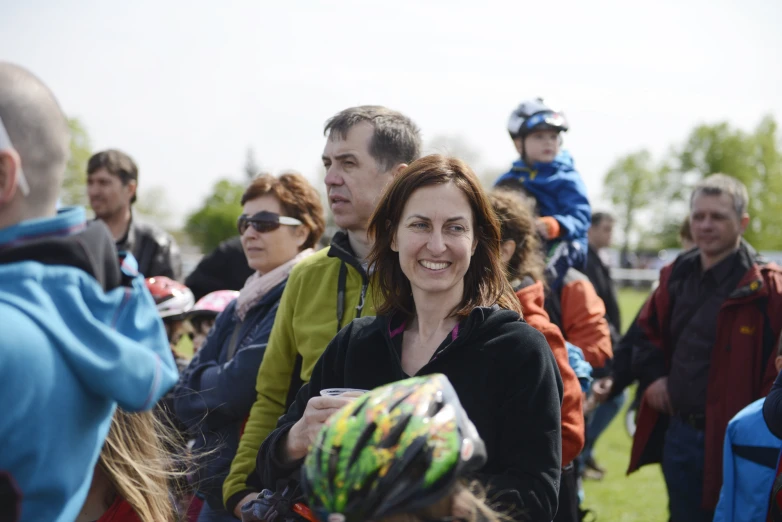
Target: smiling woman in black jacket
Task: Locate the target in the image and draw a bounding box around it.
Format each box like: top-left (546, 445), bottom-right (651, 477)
top-left (255, 155), bottom-right (563, 522)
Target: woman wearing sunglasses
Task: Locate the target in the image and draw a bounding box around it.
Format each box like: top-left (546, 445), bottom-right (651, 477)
top-left (173, 172), bottom-right (325, 522)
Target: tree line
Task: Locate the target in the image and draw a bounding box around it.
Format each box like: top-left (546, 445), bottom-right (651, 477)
top-left (605, 115), bottom-right (782, 252)
top-left (61, 115), bottom-right (782, 255)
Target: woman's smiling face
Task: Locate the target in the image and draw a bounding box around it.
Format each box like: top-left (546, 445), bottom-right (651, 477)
top-left (393, 182), bottom-right (477, 302)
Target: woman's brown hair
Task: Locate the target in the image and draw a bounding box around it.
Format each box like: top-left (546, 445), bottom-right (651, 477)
top-left (241, 172), bottom-right (326, 250)
top-left (367, 154), bottom-right (522, 321)
top-left (490, 189), bottom-right (546, 284)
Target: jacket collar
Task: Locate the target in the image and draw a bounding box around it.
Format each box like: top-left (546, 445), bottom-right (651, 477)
top-left (115, 210), bottom-right (136, 252)
top-left (327, 230), bottom-right (369, 281)
top-left (0, 207), bottom-right (123, 291)
top-left (0, 206), bottom-right (87, 249)
top-left (670, 239), bottom-right (769, 302)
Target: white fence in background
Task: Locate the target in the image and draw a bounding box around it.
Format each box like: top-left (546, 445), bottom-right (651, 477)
top-left (611, 268), bottom-right (661, 284)
top-left (181, 250), bottom-right (782, 285)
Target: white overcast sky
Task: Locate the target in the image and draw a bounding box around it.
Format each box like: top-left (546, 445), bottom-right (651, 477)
top-left (2, 0), bottom-right (781, 227)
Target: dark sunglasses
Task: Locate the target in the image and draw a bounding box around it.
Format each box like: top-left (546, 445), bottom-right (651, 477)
top-left (237, 211), bottom-right (303, 235)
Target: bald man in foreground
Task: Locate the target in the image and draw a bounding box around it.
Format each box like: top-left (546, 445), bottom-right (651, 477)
top-left (0, 62), bottom-right (179, 522)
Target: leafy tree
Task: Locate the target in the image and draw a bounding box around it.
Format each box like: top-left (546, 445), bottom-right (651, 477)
top-left (61, 118), bottom-right (92, 207)
top-left (602, 114), bottom-right (782, 253)
top-left (185, 178), bottom-right (245, 252)
top-left (602, 150), bottom-right (661, 254)
top-left (135, 186), bottom-right (173, 229)
top-left (676, 115), bottom-right (782, 249)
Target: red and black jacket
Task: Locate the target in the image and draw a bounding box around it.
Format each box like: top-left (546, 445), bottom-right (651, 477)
top-left (628, 242), bottom-right (782, 510)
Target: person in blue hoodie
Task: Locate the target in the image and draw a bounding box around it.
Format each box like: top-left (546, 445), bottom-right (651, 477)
top-left (714, 338), bottom-right (782, 522)
top-left (0, 62), bottom-right (179, 522)
top-left (495, 98), bottom-right (591, 290)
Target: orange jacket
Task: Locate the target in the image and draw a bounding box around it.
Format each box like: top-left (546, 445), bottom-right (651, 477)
top-left (516, 281), bottom-right (585, 466)
top-left (546, 269), bottom-right (613, 369)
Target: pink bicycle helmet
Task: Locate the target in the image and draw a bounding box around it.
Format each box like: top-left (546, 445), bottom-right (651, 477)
top-left (188, 290), bottom-right (239, 320)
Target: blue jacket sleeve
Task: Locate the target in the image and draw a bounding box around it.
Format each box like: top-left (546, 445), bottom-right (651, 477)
top-left (551, 173), bottom-right (591, 241)
top-left (764, 371), bottom-right (782, 439)
top-left (713, 420), bottom-right (735, 522)
top-left (174, 301), bottom-right (278, 432)
top-left (60, 271), bottom-right (179, 412)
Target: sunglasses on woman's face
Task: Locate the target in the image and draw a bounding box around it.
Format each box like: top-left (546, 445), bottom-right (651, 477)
top-left (237, 211), bottom-right (303, 235)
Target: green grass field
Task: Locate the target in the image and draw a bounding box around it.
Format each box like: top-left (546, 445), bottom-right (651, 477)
top-left (580, 288), bottom-right (669, 522)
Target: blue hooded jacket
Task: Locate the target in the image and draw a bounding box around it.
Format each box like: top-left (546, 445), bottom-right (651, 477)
top-left (495, 150), bottom-right (591, 246)
top-left (0, 207), bottom-right (178, 522)
top-left (714, 398), bottom-right (782, 522)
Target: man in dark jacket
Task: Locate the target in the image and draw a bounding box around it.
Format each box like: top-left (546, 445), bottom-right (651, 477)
top-left (582, 212), bottom-right (623, 478)
top-left (627, 174), bottom-right (782, 522)
top-left (87, 149), bottom-right (182, 279)
top-left (586, 212), bottom-right (621, 338)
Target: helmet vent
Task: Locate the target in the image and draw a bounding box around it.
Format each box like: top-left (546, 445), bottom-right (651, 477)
top-left (379, 414), bottom-right (412, 449)
top-left (348, 421), bottom-right (377, 468)
top-left (425, 396), bottom-right (445, 417)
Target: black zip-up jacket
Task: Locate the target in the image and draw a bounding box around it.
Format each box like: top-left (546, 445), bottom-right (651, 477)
top-left (256, 306), bottom-right (563, 522)
top-left (115, 213), bottom-right (182, 280)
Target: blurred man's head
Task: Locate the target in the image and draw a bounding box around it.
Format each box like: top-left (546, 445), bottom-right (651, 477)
top-left (775, 332), bottom-right (782, 374)
top-left (0, 62), bottom-right (70, 228)
top-left (589, 212), bottom-right (614, 250)
top-left (322, 106), bottom-right (421, 233)
top-left (689, 174), bottom-right (749, 260)
top-left (86, 149), bottom-right (138, 220)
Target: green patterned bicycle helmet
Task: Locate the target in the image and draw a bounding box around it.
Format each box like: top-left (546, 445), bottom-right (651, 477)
top-left (301, 374), bottom-right (487, 522)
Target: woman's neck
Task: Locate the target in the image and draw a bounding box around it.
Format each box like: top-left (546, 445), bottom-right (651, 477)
top-left (409, 285), bottom-right (462, 339)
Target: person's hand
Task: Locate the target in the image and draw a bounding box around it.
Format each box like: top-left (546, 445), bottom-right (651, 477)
top-left (644, 377), bottom-right (673, 414)
top-left (592, 377), bottom-right (613, 403)
top-left (234, 493), bottom-right (258, 519)
top-left (285, 395), bottom-right (355, 460)
top-left (536, 219), bottom-right (550, 239)
top-left (584, 393), bottom-right (598, 414)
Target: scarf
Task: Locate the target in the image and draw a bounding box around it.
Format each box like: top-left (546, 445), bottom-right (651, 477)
top-left (235, 248), bottom-right (315, 321)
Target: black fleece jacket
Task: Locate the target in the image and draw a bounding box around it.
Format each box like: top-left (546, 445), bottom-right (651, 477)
top-left (256, 306), bottom-right (563, 522)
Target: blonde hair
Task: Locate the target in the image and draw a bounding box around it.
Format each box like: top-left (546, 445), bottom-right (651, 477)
top-left (98, 408), bottom-right (184, 522)
top-left (381, 482), bottom-right (513, 522)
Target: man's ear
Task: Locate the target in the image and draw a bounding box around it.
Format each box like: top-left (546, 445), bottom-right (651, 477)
top-left (740, 213), bottom-right (750, 234)
top-left (126, 179), bottom-right (138, 202)
top-left (0, 149), bottom-right (22, 204)
top-left (391, 163), bottom-right (407, 178)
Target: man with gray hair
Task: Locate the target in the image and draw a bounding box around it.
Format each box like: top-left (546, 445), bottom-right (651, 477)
top-left (0, 62), bottom-right (178, 522)
top-left (625, 174), bottom-right (782, 521)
